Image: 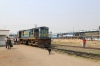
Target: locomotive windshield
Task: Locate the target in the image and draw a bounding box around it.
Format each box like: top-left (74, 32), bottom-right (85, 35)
top-left (39, 27), bottom-right (49, 38)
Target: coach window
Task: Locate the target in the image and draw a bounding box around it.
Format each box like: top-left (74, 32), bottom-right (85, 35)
top-left (31, 29), bottom-right (33, 35)
top-left (23, 31), bottom-right (24, 36)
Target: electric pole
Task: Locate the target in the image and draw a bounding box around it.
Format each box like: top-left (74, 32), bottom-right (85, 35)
top-left (4, 25), bottom-right (7, 30)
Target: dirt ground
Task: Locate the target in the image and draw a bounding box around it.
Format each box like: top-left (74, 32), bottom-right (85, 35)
top-left (0, 45), bottom-right (100, 66)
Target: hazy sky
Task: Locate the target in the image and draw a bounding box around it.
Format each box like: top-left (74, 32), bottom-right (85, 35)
top-left (0, 0), bottom-right (100, 34)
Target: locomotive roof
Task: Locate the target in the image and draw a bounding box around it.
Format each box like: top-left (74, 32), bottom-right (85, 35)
top-left (18, 26), bottom-right (48, 31)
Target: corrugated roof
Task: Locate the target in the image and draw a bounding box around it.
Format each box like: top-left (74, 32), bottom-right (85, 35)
top-left (0, 30), bottom-right (10, 31)
top-left (0, 35), bottom-right (6, 36)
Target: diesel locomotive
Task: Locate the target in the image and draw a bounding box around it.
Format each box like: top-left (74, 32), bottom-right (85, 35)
top-left (17, 26), bottom-right (51, 48)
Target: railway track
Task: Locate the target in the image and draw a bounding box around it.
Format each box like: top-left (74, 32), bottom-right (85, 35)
top-left (51, 44), bottom-right (100, 60)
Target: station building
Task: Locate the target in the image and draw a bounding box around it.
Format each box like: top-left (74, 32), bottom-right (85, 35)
top-left (51, 27), bottom-right (100, 40)
top-left (0, 30), bottom-right (10, 46)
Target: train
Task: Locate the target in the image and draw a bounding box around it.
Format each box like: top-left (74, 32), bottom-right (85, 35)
top-left (51, 30), bottom-right (100, 40)
top-left (51, 33), bottom-right (74, 39)
top-left (17, 26), bottom-right (51, 48)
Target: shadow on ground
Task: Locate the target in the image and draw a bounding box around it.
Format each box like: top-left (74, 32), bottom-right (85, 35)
top-left (11, 48), bottom-right (18, 50)
top-left (24, 44), bottom-right (55, 55)
top-left (0, 45), bottom-right (5, 47)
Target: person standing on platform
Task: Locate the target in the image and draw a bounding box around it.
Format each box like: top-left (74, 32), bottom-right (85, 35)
top-left (82, 38), bottom-right (86, 48)
top-left (5, 36), bottom-right (8, 48)
top-left (14, 37), bottom-right (17, 45)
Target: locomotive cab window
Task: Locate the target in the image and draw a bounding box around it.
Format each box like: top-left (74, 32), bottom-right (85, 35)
top-left (40, 27), bottom-right (48, 38)
top-left (19, 31), bottom-right (21, 38)
top-left (30, 29), bottom-right (33, 35)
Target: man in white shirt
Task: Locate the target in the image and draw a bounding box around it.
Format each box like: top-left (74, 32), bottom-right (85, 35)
top-left (17, 38), bottom-right (19, 44)
top-left (14, 37), bottom-right (17, 45)
top-left (5, 36), bottom-right (8, 48)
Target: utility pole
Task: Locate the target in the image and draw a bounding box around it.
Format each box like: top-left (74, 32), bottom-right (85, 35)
top-left (50, 31), bottom-right (52, 38)
top-left (34, 24), bottom-right (37, 28)
top-left (4, 25), bottom-right (7, 30)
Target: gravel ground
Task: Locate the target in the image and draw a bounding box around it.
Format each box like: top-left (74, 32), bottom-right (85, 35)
top-left (0, 45), bottom-right (100, 66)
